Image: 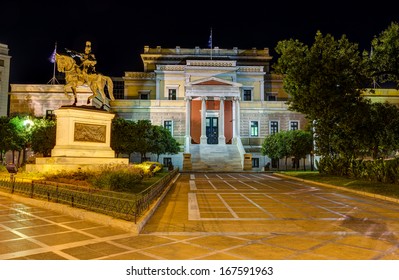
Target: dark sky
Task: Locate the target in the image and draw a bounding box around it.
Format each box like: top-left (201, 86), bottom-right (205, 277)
top-left (1, 1), bottom-right (398, 84)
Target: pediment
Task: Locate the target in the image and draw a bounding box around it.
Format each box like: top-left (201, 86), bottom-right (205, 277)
top-left (187, 76), bottom-right (242, 87)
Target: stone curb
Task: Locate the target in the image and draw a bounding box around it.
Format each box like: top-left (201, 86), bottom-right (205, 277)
top-left (0, 172), bottom-right (181, 235)
top-left (273, 172), bottom-right (399, 204)
top-left (134, 172), bottom-right (181, 233)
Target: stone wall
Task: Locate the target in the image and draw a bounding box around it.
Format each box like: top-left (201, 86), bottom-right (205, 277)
top-left (9, 84), bottom-right (103, 116)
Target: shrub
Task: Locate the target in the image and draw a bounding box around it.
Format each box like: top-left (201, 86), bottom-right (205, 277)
top-left (318, 156), bottom-right (399, 184)
top-left (43, 169), bottom-right (92, 187)
top-left (89, 164), bottom-right (144, 192)
top-left (134, 161), bottom-right (163, 177)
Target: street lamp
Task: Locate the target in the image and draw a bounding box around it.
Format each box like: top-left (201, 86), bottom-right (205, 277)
top-left (6, 162), bottom-right (18, 193)
top-left (23, 118), bottom-right (34, 165)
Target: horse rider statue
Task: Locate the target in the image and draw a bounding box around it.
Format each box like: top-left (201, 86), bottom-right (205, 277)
top-left (65, 41), bottom-right (97, 83)
top-left (58, 41), bottom-right (114, 108)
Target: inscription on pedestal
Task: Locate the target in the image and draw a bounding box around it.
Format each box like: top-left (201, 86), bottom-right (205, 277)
top-left (74, 123), bottom-right (106, 143)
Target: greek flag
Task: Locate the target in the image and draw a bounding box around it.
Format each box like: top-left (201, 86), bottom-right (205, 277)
top-left (49, 44), bottom-right (57, 63)
top-left (208, 28), bottom-right (212, 48)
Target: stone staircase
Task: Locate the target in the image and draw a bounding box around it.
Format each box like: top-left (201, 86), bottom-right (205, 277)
top-left (189, 144), bottom-right (243, 172)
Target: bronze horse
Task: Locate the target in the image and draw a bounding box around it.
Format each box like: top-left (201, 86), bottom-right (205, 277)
top-left (55, 53), bottom-right (115, 107)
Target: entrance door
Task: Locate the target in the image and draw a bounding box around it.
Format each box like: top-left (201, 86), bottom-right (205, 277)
top-left (206, 117), bottom-right (218, 144)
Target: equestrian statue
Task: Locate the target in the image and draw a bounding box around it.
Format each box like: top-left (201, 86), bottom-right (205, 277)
top-left (55, 41), bottom-right (115, 108)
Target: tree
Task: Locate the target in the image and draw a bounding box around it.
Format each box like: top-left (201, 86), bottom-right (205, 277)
top-left (8, 116), bottom-right (33, 166)
top-left (111, 118), bottom-right (181, 163)
top-left (150, 126), bottom-right (180, 162)
top-left (274, 31), bottom-right (371, 159)
top-left (287, 130), bottom-right (313, 170)
top-left (370, 21), bottom-right (399, 87)
top-left (0, 116), bottom-right (17, 163)
top-left (30, 118), bottom-right (56, 157)
top-left (132, 120), bottom-right (154, 162)
top-left (261, 130), bottom-right (313, 170)
top-left (111, 117), bottom-right (135, 157)
top-left (261, 133), bottom-right (281, 169)
top-left (353, 101), bottom-right (399, 159)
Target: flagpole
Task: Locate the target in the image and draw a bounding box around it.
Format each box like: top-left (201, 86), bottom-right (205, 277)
top-left (209, 28), bottom-right (213, 60)
top-left (48, 42), bottom-right (59, 84)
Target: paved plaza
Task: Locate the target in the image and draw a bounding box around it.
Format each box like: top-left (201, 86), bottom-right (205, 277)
top-left (1, 172), bottom-right (399, 260)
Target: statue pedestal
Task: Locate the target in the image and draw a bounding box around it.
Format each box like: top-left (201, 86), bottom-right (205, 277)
top-left (26, 106), bottom-right (128, 172)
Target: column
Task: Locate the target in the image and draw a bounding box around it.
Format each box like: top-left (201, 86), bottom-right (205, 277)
top-left (155, 78), bottom-right (160, 100)
top-left (218, 97), bottom-right (226, 144)
top-left (236, 97), bottom-right (241, 138)
top-left (260, 79), bottom-right (265, 101)
top-left (184, 97), bottom-right (192, 152)
top-left (232, 97), bottom-right (237, 141)
top-left (200, 97), bottom-right (207, 144)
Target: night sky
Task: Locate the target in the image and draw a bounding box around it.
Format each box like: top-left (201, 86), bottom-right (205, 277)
top-left (1, 1), bottom-right (398, 84)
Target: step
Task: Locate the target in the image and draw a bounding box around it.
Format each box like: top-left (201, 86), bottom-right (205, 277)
top-left (189, 144), bottom-right (243, 171)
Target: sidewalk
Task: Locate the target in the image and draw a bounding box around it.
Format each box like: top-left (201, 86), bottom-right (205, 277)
top-left (1, 172), bottom-right (399, 260)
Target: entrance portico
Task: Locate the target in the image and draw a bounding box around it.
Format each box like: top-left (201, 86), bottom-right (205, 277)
top-left (185, 76), bottom-right (242, 150)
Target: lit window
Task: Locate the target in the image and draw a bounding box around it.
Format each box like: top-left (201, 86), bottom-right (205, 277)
top-left (250, 121), bottom-right (259, 137)
top-left (164, 120), bottom-right (173, 135)
top-left (270, 121), bottom-right (278, 135)
top-left (290, 121), bottom-right (299, 130)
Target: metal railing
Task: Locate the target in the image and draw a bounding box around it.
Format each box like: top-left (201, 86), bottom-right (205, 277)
top-left (0, 169), bottom-right (179, 223)
top-left (135, 169), bottom-right (179, 220)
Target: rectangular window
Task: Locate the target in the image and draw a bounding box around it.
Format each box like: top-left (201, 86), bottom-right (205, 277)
top-left (164, 120), bottom-right (173, 135)
top-left (112, 78), bottom-right (124, 99)
top-left (290, 121), bottom-right (299, 130)
top-left (270, 121), bottom-right (279, 135)
top-left (163, 157), bottom-right (172, 166)
top-left (266, 92), bottom-right (277, 101)
top-left (168, 89), bottom-right (177, 100)
top-left (252, 158), bottom-right (259, 168)
top-left (243, 89), bottom-right (252, 101)
top-left (45, 110), bottom-right (55, 120)
top-left (250, 121), bottom-right (259, 137)
top-left (139, 90), bottom-right (150, 100)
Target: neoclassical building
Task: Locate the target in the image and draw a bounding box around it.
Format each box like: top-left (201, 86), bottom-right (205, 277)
top-left (103, 46), bottom-right (308, 170)
top-left (9, 45), bottom-right (309, 171)
top-left (8, 44), bottom-right (399, 171)
top-left (0, 43), bottom-right (11, 117)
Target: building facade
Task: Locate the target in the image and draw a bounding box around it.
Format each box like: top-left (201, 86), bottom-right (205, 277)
top-left (0, 43), bottom-right (11, 116)
top-left (111, 46), bottom-right (308, 170)
top-left (9, 45), bottom-right (310, 171)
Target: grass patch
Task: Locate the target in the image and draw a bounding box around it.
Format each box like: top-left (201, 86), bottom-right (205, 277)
top-left (0, 162), bottom-right (169, 195)
top-left (278, 171), bottom-right (399, 199)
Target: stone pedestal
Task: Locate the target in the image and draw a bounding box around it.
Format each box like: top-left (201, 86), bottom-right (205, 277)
top-left (51, 106), bottom-right (115, 157)
top-left (26, 106), bottom-right (128, 172)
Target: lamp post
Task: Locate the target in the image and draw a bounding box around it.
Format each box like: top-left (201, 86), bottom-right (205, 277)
top-left (6, 162), bottom-right (18, 193)
top-left (23, 118), bottom-right (34, 165)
